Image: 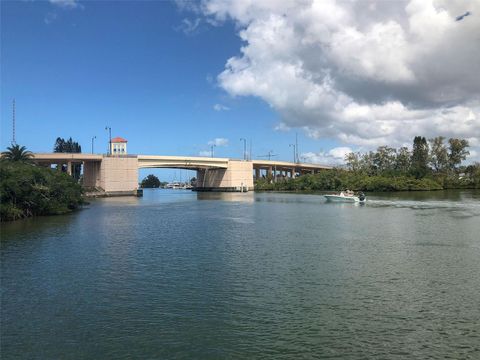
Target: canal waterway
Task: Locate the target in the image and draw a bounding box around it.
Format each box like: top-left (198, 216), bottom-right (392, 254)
top-left (1, 190), bottom-right (480, 359)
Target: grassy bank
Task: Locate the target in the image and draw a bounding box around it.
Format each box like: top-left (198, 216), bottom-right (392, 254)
top-left (0, 161), bottom-right (84, 221)
top-left (255, 168), bottom-right (479, 192)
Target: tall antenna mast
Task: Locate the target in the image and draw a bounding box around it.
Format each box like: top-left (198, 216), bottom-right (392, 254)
top-left (12, 99), bottom-right (16, 145)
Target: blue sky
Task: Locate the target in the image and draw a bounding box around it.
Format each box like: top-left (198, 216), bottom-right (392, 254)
top-left (2, 0), bottom-right (478, 181)
top-left (1, 0), bottom-right (338, 182)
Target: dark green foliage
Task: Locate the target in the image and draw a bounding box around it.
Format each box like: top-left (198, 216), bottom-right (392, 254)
top-left (255, 169), bottom-right (444, 192)
top-left (465, 163), bottom-right (480, 188)
top-left (1, 144), bottom-right (33, 162)
top-left (0, 161), bottom-right (83, 221)
top-left (141, 174), bottom-right (161, 188)
top-left (54, 137), bottom-right (82, 180)
top-left (411, 136), bottom-right (429, 178)
top-left (448, 138), bottom-right (469, 171)
top-left (429, 136), bottom-right (448, 173)
top-left (54, 137), bottom-right (82, 153)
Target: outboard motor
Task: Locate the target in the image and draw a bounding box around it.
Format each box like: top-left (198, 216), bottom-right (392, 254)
top-left (358, 192), bottom-right (366, 201)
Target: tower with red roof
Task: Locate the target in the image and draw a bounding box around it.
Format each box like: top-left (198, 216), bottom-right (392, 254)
top-left (110, 137), bottom-right (128, 155)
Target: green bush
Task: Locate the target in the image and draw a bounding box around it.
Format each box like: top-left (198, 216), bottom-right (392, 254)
top-left (255, 169), bottom-right (446, 192)
top-left (0, 161), bottom-right (84, 221)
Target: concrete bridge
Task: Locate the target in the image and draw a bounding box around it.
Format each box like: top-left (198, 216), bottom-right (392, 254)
top-left (31, 153), bottom-right (332, 195)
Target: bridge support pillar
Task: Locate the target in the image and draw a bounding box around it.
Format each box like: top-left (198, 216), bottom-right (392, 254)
top-left (267, 166), bottom-right (273, 178)
top-left (195, 160), bottom-right (254, 192)
top-left (83, 161), bottom-right (101, 188)
top-left (99, 156), bottom-right (139, 195)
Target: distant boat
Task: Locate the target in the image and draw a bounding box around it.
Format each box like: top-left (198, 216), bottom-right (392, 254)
top-left (165, 182), bottom-right (193, 190)
top-left (324, 191), bottom-right (366, 203)
top-left (165, 182), bottom-right (182, 189)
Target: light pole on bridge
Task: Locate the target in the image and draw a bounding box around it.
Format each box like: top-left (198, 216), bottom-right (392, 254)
top-left (91, 136), bottom-right (96, 154)
top-left (289, 143), bottom-right (296, 163)
top-left (210, 144), bottom-right (216, 157)
top-left (105, 126), bottom-right (112, 155)
top-left (240, 138), bottom-right (247, 160)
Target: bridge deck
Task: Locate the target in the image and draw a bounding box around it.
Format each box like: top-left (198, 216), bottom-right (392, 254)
top-left (32, 153), bottom-right (103, 162)
top-left (138, 155), bottom-right (230, 169)
top-left (252, 159), bottom-right (332, 170)
top-left (29, 153), bottom-right (332, 171)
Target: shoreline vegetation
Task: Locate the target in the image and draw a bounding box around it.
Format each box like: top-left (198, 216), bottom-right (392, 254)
top-left (1, 145), bottom-right (84, 222)
top-left (1, 135), bottom-right (479, 221)
top-left (256, 136), bottom-right (479, 192)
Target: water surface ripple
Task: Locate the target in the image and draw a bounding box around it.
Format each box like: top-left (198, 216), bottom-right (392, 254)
top-left (1, 190), bottom-right (479, 359)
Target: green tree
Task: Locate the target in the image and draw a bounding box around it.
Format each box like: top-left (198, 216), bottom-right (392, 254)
top-left (141, 174), bottom-right (161, 188)
top-left (448, 138), bottom-right (469, 172)
top-left (360, 151), bottom-right (377, 175)
top-left (1, 144), bottom-right (33, 162)
top-left (465, 163), bottom-right (480, 188)
top-left (54, 137), bottom-right (82, 179)
top-left (429, 136), bottom-right (448, 173)
top-left (411, 136), bottom-right (429, 178)
top-left (395, 147), bottom-right (411, 173)
top-left (0, 161), bottom-right (83, 221)
top-left (373, 146), bottom-right (396, 174)
top-left (54, 137), bottom-right (82, 153)
top-left (345, 152), bottom-right (361, 172)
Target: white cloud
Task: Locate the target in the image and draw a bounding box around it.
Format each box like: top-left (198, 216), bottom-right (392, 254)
top-left (301, 147), bottom-right (353, 166)
top-left (274, 122), bottom-right (291, 132)
top-left (197, 0), bottom-right (480, 160)
top-left (49, 0), bottom-right (81, 9)
top-left (213, 103), bottom-right (230, 111)
top-left (44, 12), bottom-right (58, 24)
top-left (46, 0), bottom-right (82, 24)
top-left (199, 150), bottom-right (212, 157)
top-left (175, 18), bottom-right (202, 35)
top-left (207, 137), bottom-right (229, 146)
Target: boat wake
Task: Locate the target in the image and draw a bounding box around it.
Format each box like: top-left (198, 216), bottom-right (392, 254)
top-left (366, 199), bottom-right (480, 218)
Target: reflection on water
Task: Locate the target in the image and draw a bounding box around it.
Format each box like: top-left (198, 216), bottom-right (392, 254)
top-left (1, 189), bottom-right (479, 359)
top-left (196, 191), bottom-right (255, 202)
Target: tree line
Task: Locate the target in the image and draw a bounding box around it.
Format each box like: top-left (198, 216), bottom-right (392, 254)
top-left (256, 136), bottom-right (479, 192)
top-left (345, 136), bottom-right (472, 178)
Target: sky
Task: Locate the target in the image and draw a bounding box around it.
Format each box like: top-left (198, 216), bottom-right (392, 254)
top-left (1, 0), bottom-right (479, 181)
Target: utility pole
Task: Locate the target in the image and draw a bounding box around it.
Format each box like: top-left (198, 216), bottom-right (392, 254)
top-left (240, 138), bottom-right (247, 160)
top-left (105, 126), bottom-right (111, 155)
top-left (91, 136), bottom-right (96, 154)
top-left (210, 144), bottom-right (216, 157)
top-left (12, 99), bottom-right (16, 145)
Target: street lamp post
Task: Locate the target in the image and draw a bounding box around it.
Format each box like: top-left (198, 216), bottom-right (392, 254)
top-left (240, 138), bottom-right (247, 160)
top-left (210, 144), bottom-right (216, 157)
top-left (91, 136), bottom-right (96, 154)
top-left (289, 144), bottom-right (296, 163)
top-left (105, 126), bottom-right (111, 155)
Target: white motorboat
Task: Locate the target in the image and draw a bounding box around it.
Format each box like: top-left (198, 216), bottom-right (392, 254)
top-left (324, 191), bottom-right (366, 203)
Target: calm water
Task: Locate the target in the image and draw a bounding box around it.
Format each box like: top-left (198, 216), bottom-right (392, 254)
top-left (1, 190), bottom-right (480, 359)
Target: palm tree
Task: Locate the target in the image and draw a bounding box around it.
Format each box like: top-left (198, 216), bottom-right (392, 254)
top-left (1, 144), bottom-right (34, 162)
